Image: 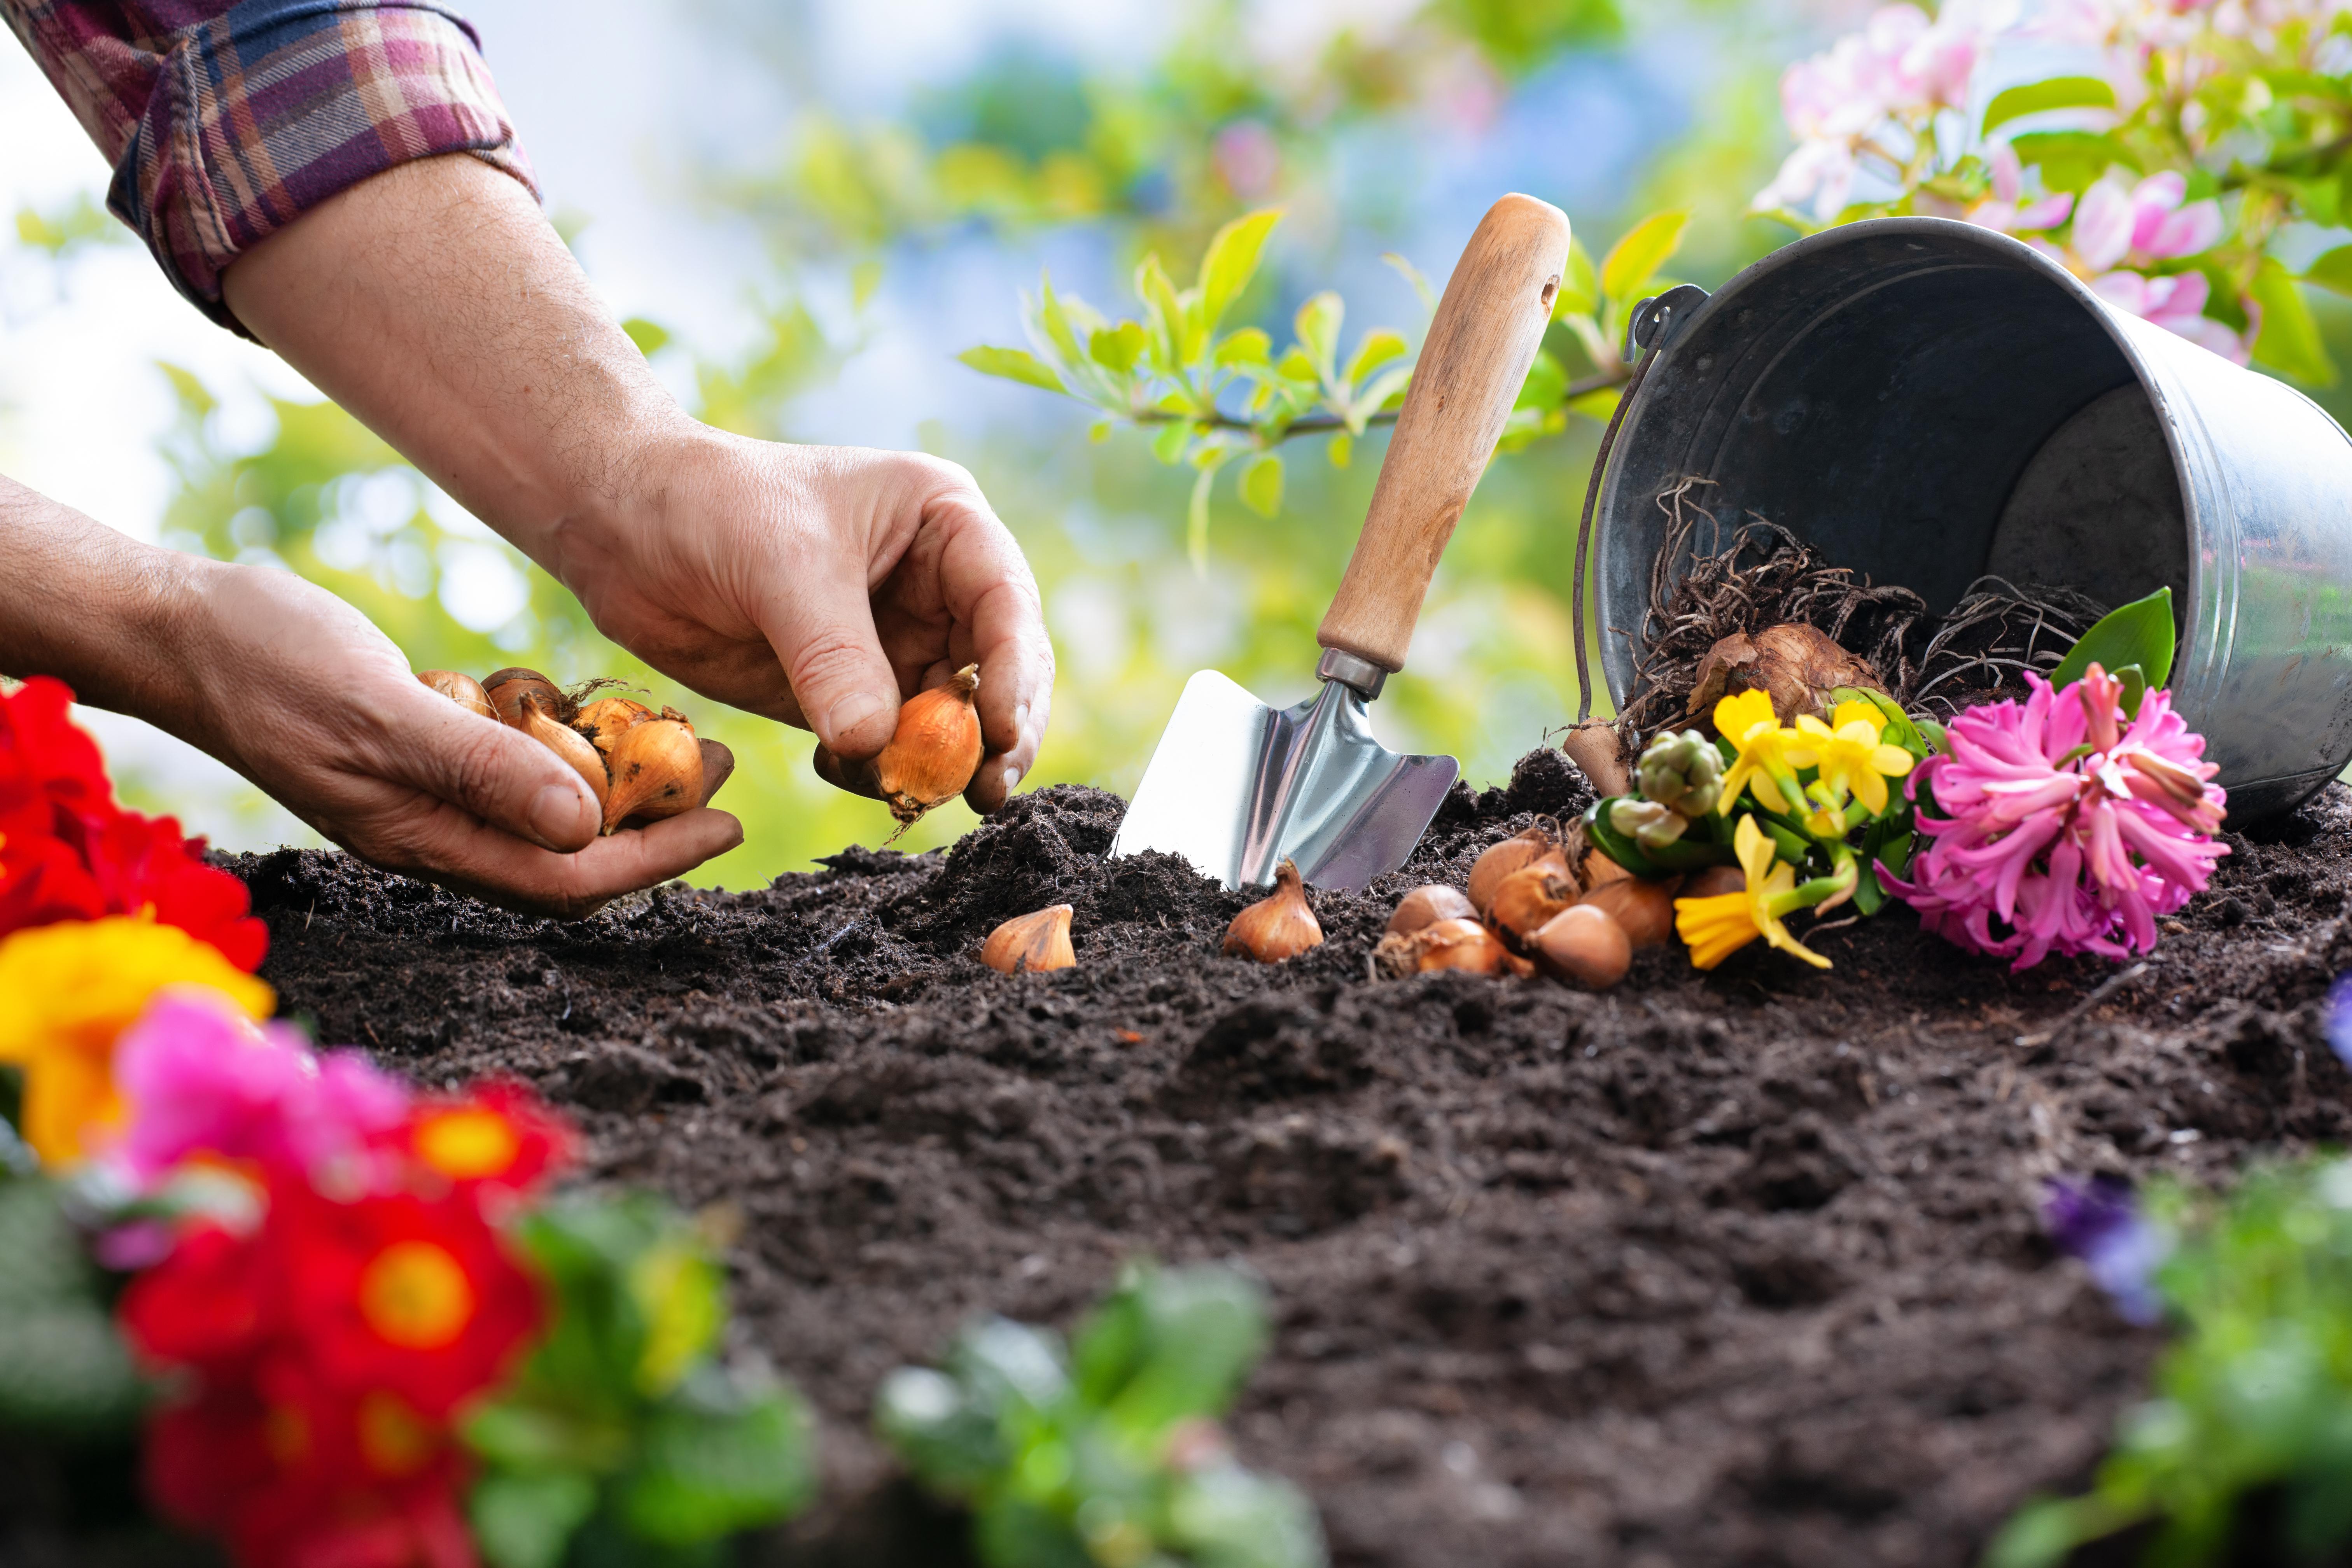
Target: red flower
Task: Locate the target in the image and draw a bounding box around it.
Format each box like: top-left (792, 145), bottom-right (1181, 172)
top-left (274, 1181), bottom-right (544, 1418)
top-left (147, 1355), bottom-right (477, 1568)
top-left (119, 1220), bottom-right (277, 1375)
top-left (0, 676), bottom-right (267, 968)
top-left (401, 1081), bottom-right (573, 1199)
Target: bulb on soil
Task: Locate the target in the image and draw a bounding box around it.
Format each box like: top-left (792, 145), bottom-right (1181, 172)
top-left (1561, 722), bottom-right (1632, 798)
top-left (982, 905), bottom-right (1075, 974)
top-left (1488, 864), bottom-right (1577, 945)
top-left (577, 696), bottom-right (654, 756)
top-left (1535, 905), bottom-right (1632, 988)
top-left (1408, 917), bottom-right (1516, 976)
top-left (484, 667), bottom-right (570, 728)
top-left (602, 718), bottom-right (703, 833)
top-left (517, 694), bottom-right (610, 814)
top-left (1466, 820), bottom-right (1564, 916)
top-left (1688, 623), bottom-right (1885, 726)
top-left (418, 670), bottom-right (496, 721)
top-left (813, 666), bottom-right (985, 831)
top-left (1680, 864), bottom-right (1746, 901)
top-left (1388, 885), bottom-right (1475, 936)
top-left (1579, 875), bottom-right (1680, 948)
top-left (1223, 859), bottom-right (1322, 963)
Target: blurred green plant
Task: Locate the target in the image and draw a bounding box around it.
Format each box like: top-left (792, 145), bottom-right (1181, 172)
top-left (12, 193), bottom-right (122, 261)
top-left (1989, 1157), bottom-right (2352, 1568)
top-left (464, 1191), bottom-right (815, 1568)
top-left (0, 1172), bottom-right (145, 1437)
top-left (879, 1260), bottom-right (1324, 1568)
top-left (959, 206), bottom-right (1690, 566)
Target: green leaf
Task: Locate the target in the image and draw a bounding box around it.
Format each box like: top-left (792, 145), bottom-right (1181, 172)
top-left (1293, 292), bottom-right (1344, 384)
top-left (959, 345), bottom-right (1066, 394)
top-left (470, 1470), bottom-right (597, 1568)
top-left (1214, 328), bottom-right (1272, 368)
top-left (1515, 349), bottom-right (1567, 411)
top-left (1196, 209), bottom-right (1283, 335)
top-left (1032, 276), bottom-right (1090, 372)
top-left (2304, 244), bottom-right (2352, 297)
top-left (617, 1381), bottom-right (817, 1545)
top-left (851, 258), bottom-right (884, 312)
top-left (1087, 322), bottom-right (1149, 374)
top-left (1343, 328), bottom-right (1409, 388)
top-left (1380, 251), bottom-right (1436, 315)
top-left (1327, 434), bottom-right (1352, 469)
top-left (1135, 254), bottom-right (1188, 371)
top-left (2251, 257), bottom-right (2337, 385)
top-left (1983, 75), bottom-right (2118, 133)
top-left (1187, 464), bottom-right (1217, 574)
top-left (1150, 421), bottom-right (1193, 465)
top-left (1238, 453), bottom-right (1283, 519)
top-left (1350, 366), bottom-right (1412, 434)
top-left (620, 318), bottom-right (672, 358)
top-left (1555, 237), bottom-right (1600, 319)
top-left (2008, 130), bottom-right (2137, 194)
top-left (1600, 210), bottom-right (1690, 306)
top-left (2051, 586), bottom-right (2176, 690)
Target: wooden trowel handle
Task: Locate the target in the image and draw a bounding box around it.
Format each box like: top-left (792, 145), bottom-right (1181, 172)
top-left (1316, 193), bottom-right (1571, 675)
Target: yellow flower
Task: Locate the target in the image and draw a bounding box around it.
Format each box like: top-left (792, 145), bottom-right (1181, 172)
top-left (1712, 689), bottom-right (1804, 815)
top-left (1784, 699), bottom-right (1916, 834)
top-left (0, 918), bottom-right (273, 1165)
top-left (1671, 816), bottom-right (1831, 971)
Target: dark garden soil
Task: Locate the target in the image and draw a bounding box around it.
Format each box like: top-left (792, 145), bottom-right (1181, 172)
top-left (24, 749), bottom-right (2352, 1568)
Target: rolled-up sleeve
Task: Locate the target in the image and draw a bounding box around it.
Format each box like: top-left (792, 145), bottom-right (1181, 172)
top-left (2, 0), bottom-right (536, 332)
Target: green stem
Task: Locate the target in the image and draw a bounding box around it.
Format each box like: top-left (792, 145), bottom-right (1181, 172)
top-left (1121, 366), bottom-right (1631, 439)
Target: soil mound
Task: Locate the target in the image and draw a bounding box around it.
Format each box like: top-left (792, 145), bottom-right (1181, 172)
top-left (208, 757), bottom-right (2352, 1566)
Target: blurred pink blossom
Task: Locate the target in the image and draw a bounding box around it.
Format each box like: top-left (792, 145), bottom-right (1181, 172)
top-left (1966, 142), bottom-right (2076, 233)
top-left (1213, 121), bottom-right (1282, 201)
top-left (1882, 667), bottom-right (2228, 970)
top-left (2070, 172), bottom-right (2224, 270)
top-left (2090, 267), bottom-right (2252, 361)
top-left (110, 991), bottom-right (410, 1186)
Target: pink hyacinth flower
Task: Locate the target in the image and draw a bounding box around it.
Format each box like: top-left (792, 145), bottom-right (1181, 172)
top-left (1881, 668), bottom-right (2228, 970)
top-left (110, 990), bottom-right (410, 1186)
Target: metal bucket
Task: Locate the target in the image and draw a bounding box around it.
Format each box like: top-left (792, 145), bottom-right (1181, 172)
top-left (1591, 215), bottom-right (2352, 820)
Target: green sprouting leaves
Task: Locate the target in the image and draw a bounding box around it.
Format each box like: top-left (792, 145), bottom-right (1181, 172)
top-left (2251, 256), bottom-right (2337, 387)
top-left (959, 345), bottom-right (1067, 392)
top-left (1599, 210), bottom-right (1689, 308)
top-left (879, 1262), bottom-right (1326, 1568)
top-left (2051, 586), bottom-right (2176, 693)
top-left (1988, 1158), bottom-right (2352, 1567)
top-left (1982, 75), bottom-right (2119, 134)
top-left (463, 1192), bottom-right (815, 1567)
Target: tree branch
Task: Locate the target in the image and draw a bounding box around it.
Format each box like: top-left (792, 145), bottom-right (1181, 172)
top-left (1118, 366), bottom-right (1633, 440)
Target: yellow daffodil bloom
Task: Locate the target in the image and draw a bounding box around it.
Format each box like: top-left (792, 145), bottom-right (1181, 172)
top-left (1671, 815), bottom-right (1832, 971)
top-left (0, 918), bottom-right (272, 1165)
top-left (1712, 689), bottom-right (1806, 816)
top-left (1783, 699), bottom-right (1916, 836)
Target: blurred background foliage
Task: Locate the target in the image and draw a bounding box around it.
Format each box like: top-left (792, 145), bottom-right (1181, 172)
top-left (24, 0), bottom-right (2342, 889)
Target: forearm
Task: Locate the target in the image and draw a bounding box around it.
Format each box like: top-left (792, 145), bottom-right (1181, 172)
top-left (0, 476), bottom-right (201, 723)
top-left (218, 153), bottom-right (690, 581)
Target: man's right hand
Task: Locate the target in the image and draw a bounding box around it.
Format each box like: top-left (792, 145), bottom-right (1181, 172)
top-left (164, 558), bottom-right (743, 917)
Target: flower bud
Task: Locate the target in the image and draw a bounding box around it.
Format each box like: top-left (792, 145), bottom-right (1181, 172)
top-left (1609, 798), bottom-right (1690, 852)
top-left (1636, 730), bottom-right (1722, 816)
top-left (1223, 859), bottom-right (1322, 963)
top-left (982, 905), bottom-right (1074, 974)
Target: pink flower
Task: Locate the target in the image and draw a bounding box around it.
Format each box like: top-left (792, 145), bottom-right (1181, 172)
top-left (1882, 667), bottom-right (2228, 970)
top-left (1967, 142), bottom-right (2076, 233)
top-left (2090, 267), bottom-right (2252, 362)
top-left (2072, 172), bottom-right (2224, 270)
top-left (110, 992), bottom-right (410, 1188)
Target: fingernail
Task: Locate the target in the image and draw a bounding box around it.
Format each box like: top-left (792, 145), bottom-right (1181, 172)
top-left (1003, 762), bottom-right (1023, 794)
top-left (530, 782), bottom-right (589, 847)
top-left (827, 690), bottom-right (887, 743)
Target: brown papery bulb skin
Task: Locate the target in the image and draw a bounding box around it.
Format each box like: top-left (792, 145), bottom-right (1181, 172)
top-left (982, 905), bottom-right (1075, 975)
top-left (875, 665), bottom-right (985, 825)
top-left (518, 694), bottom-right (610, 813)
top-left (601, 718), bottom-right (703, 833)
top-left (1466, 821), bottom-right (1563, 915)
top-left (1413, 918), bottom-right (1512, 976)
top-left (1680, 864), bottom-right (1747, 901)
top-left (576, 696), bottom-right (653, 756)
top-left (1579, 875), bottom-right (1680, 948)
top-left (1223, 858), bottom-right (1323, 963)
top-left (418, 669), bottom-right (497, 721)
top-left (1488, 864), bottom-right (1578, 944)
top-left (1535, 905), bottom-right (1632, 989)
top-left (484, 667), bottom-right (570, 729)
top-left (1388, 884), bottom-right (1475, 937)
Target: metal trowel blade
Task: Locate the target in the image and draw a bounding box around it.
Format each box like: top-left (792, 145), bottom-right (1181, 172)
top-left (1109, 669), bottom-right (1459, 891)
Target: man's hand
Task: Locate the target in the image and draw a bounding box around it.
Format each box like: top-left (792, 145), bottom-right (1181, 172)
top-left (221, 155), bottom-right (1055, 817)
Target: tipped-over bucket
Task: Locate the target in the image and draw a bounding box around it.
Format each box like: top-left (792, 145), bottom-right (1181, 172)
top-left (1593, 216), bottom-right (2352, 820)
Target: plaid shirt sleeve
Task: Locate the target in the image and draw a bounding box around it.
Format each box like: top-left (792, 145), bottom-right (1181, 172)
top-left (2, 0), bottom-right (536, 332)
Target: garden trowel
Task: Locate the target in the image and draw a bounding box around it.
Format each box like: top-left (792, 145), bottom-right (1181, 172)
top-left (1111, 193), bottom-right (1572, 890)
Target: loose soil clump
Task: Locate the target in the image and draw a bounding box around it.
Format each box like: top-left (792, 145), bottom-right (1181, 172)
top-left (57, 753), bottom-right (2352, 1567)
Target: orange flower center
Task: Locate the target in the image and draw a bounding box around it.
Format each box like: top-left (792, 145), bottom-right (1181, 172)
top-left (358, 1240), bottom-right (475, 1349)
top-left (356, 1391), bottom-right (438, 1477)
top-left (414, 1108), bottom-right (522, 1180)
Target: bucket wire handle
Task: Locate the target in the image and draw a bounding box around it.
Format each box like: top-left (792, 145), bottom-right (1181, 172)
top-left (1571, 285), bottom-right (1707, 724)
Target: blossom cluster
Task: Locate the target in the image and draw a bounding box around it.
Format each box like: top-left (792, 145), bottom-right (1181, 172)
top-left (1883, 665), bottom-right (2228, 968)
top-left (1754, 0), bottom-right (2308, 366)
